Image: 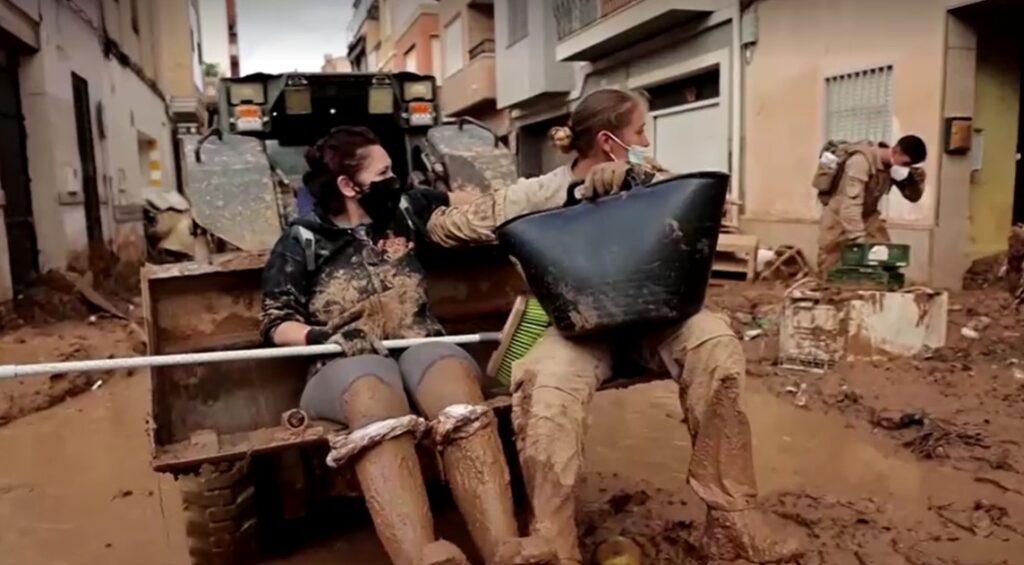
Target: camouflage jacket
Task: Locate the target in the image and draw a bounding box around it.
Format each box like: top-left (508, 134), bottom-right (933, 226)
top-left (827, 142), bottom-right (926, 240)
top-left (260, 194), bottom-right (449, 346)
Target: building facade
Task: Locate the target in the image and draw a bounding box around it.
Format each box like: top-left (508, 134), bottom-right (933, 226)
top-left (494, 0), bottom-right (1022, 288)
top-left (438, 0), bottom-right (508, 136)
top-left (348, 0), bottom-right (440, 77)
top-left (0, 0), bottom-right (203, 301)
top-left (740, 0), bottom-right (1021, 286)
top-left (322, 53), bottom-right (353, 73)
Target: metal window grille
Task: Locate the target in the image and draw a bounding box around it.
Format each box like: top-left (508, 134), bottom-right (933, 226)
top-left (507, 0), bottom-right (529, 46)
top-left (825, 66), bottom-right (893, 143)
top-left (553, 0), bottom-right (598, 40)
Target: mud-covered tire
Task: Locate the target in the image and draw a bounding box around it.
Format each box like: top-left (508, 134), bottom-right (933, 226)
top-left (179, 459), bottom-right (258, 565)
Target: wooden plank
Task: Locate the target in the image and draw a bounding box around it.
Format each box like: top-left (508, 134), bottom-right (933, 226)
top-left (715, 233), bottom-right (759, 281)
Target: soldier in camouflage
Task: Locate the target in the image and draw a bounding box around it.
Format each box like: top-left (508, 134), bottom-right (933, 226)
top-left (816, 136), bottom-right (928, 274)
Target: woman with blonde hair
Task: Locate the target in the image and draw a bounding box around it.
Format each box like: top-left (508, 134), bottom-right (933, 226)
top-left (422, 88), bottom-right (804, 563)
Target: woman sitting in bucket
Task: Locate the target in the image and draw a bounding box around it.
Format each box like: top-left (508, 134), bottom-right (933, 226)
top-left (259, 126), bottom-right (555, 565)
top-left (419, 88), bottom-right (806, 564)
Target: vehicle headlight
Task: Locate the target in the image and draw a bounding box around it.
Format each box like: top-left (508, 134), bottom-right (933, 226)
top-left (227, 82), bottom-right (266, 105)
top-left (402, 80), bottom-right (434, 101)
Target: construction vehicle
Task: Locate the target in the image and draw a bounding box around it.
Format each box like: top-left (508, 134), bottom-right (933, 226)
top-left (143, 71), bottom-right (525, 564)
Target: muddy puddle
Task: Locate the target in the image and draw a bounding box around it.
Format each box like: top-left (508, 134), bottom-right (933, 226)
top-left (1, 373), bottom-right (1022, 564)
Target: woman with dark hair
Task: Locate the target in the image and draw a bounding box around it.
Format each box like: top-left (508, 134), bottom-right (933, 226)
top-left (422, 89), bottom-right (805, 563)
top-left (260, 126), bottom-right (551, 565)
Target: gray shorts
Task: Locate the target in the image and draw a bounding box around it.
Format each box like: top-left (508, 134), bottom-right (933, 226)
top-left (299, 341), bottom-right (479, 425)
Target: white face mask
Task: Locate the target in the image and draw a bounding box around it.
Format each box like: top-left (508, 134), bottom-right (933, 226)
top-left (890, 165), bottom-right (911, 182)
top-left (604, 132), bottom-right (650, 166)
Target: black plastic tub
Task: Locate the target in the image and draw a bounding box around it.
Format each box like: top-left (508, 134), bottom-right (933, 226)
top-left (496, 171), bottom-right (729, 336)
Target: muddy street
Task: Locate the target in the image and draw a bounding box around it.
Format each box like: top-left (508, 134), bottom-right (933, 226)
top-left (2, 298), bottom-right (1024, 565)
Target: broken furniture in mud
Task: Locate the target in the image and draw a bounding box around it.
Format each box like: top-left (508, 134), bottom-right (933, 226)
top-left (779, 278), bottom-right (949, 372)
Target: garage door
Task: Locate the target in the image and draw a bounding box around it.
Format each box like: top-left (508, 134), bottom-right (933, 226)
top-left (652, 100), bottom-right (728, 175)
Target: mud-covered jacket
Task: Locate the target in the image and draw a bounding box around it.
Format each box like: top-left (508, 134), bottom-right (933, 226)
top-left (425, 166), bottom-right (578, 247)
top-left (424, 163), bottom-right (665, 247)
top-left (260, 201), bottom-right (448, 346)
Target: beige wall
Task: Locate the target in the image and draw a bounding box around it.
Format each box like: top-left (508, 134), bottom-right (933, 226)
top-left (741, 0), bottom-right (949, 283)
top-left (393, 12), bottom-right (438, 74)
top-left (152, 0), bottom-right (202, 100)
top-left (743, 0), bottom-right (947, 225)
top-left (16, 0), bottom-right (174, 271)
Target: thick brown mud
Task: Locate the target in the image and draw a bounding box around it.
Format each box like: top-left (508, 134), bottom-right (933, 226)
top-left (1, 286), bottom-right (1024, 564)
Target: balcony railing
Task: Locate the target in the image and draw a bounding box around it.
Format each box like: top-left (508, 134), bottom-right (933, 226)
top-left (469, 38), bottom-right (495, 60)
top-left (553, 0), bottom-right (599, 40)
top-left (346, 0), bottom-right (379, 38)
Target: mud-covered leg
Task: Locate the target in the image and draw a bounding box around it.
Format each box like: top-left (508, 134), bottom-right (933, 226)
top-left (817, 208), bottom-right (846, 275)
top-left (301, 356), bottom-right (454, 565)
top-left (864, 213), bottom-right (891, 243)
top-left (663, 311), bottom-right (805, 562)
top-left (402, 343), bottom-right (556, 565)
top-left (510, 329), bottom-right (612, 564)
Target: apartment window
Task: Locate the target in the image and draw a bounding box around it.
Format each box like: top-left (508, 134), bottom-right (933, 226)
top-left (444, 15), bottom-right (463, 77)
top-left (430, 35), bottom-right (442, 83)
top-left (404, 45), bottom-right (418, 74)
top-left (825, 66), bottom-right (893, 143)
top-left (507, 0), bottom-right (528, 46)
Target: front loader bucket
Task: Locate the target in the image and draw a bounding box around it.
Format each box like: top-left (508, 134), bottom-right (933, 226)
top-left (142, 252), bottom-right (325, 473)
top-left (143, 249), bottom-right (523, 473)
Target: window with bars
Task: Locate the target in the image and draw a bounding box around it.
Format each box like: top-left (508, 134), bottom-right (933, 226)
top-left (824, 66), bottom-right (893, 143)
top-left (507, 0), bottom-right (529, 47)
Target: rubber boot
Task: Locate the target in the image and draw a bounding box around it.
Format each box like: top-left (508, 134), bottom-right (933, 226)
top-left (412, 355), bottom-right (527, 564)
top-left (342, 375), bottom-right (438, 565)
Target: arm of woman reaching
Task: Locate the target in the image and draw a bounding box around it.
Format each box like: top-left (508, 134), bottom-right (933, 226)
top-left (416, 162), bottom-right (634, 248)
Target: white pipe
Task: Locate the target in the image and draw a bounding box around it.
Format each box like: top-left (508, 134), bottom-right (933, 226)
top-left (0, 333), bottom-right (502, 380)
top-left (730, 0), bottom-right (744, 218)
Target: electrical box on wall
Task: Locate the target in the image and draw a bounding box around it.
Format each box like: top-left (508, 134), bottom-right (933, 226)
top-left (944, 116), bottom-right (972, 154)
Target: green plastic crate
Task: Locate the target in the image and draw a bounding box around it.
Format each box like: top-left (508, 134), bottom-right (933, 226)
top-left (841, 243), bottom-right (910, 268)
top-left (826, 266), bottom-right (905, 291)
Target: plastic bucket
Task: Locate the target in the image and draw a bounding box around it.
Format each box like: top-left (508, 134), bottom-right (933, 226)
top-left (496, 172), bottom-right (729, 336)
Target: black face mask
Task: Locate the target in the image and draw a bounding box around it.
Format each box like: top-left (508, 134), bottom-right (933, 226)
top-left (357, 176), bottom-right (403, 228)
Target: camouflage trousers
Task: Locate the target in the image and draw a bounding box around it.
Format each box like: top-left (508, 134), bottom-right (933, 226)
top-left (817, 209), bottom-right (891, 275)
top-left (509, 310), bottom-right (756, 564)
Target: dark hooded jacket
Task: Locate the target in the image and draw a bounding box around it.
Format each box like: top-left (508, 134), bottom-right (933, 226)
top-left (259, 189), bottom-right (449, 346)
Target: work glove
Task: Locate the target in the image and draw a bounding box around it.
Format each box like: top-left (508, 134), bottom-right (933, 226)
top-left (306, 326), bottom-right (388, 357)
top-left (576, 161), bottom-right (633, 200)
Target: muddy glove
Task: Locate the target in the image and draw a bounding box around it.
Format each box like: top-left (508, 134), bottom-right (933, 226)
top-left (306, 326), bottom-right (388, 357)
top-left (576, 162), bottom-right (633, 200)
top-left (400, 187), bottom-right (450, 237)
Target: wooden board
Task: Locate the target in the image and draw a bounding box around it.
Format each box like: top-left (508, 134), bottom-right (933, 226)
top-left (714, 233), bottom-right (759, 281)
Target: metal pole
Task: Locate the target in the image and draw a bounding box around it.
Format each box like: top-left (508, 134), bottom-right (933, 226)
top-left (0, 333), bottom-right (502, 380)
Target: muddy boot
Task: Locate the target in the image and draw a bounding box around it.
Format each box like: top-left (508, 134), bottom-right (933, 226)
top-left (303, 356), bottom-right (436, 565)
top-left (419, 540), bottom-right (471, 565)
top-left (492, 536), bottom-right (560, 565)
top-left (700, 508), bottom-right (806, 563)
top-left (402, 343), bottom-right (523, 564)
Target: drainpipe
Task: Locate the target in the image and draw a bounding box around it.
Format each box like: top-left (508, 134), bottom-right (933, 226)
top-left (730, 0), bottom-right (744, 215)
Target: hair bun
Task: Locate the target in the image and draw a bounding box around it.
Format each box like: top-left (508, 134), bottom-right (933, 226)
top-left (548, 126), bottom-right (575, 154)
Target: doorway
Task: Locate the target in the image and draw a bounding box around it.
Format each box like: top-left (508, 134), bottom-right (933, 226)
top-left (952, 0), bottom-right (1024, 259)
top-left (648, 67), bottom-right (728, 174)
top-left (71, 73), bottom-right (104, 265)
top-left (0, 47), bottom-right (39, 288)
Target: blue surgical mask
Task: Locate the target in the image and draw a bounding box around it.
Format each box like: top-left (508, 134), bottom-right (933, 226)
top-left (604, 132), bottom-right (651, 166)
